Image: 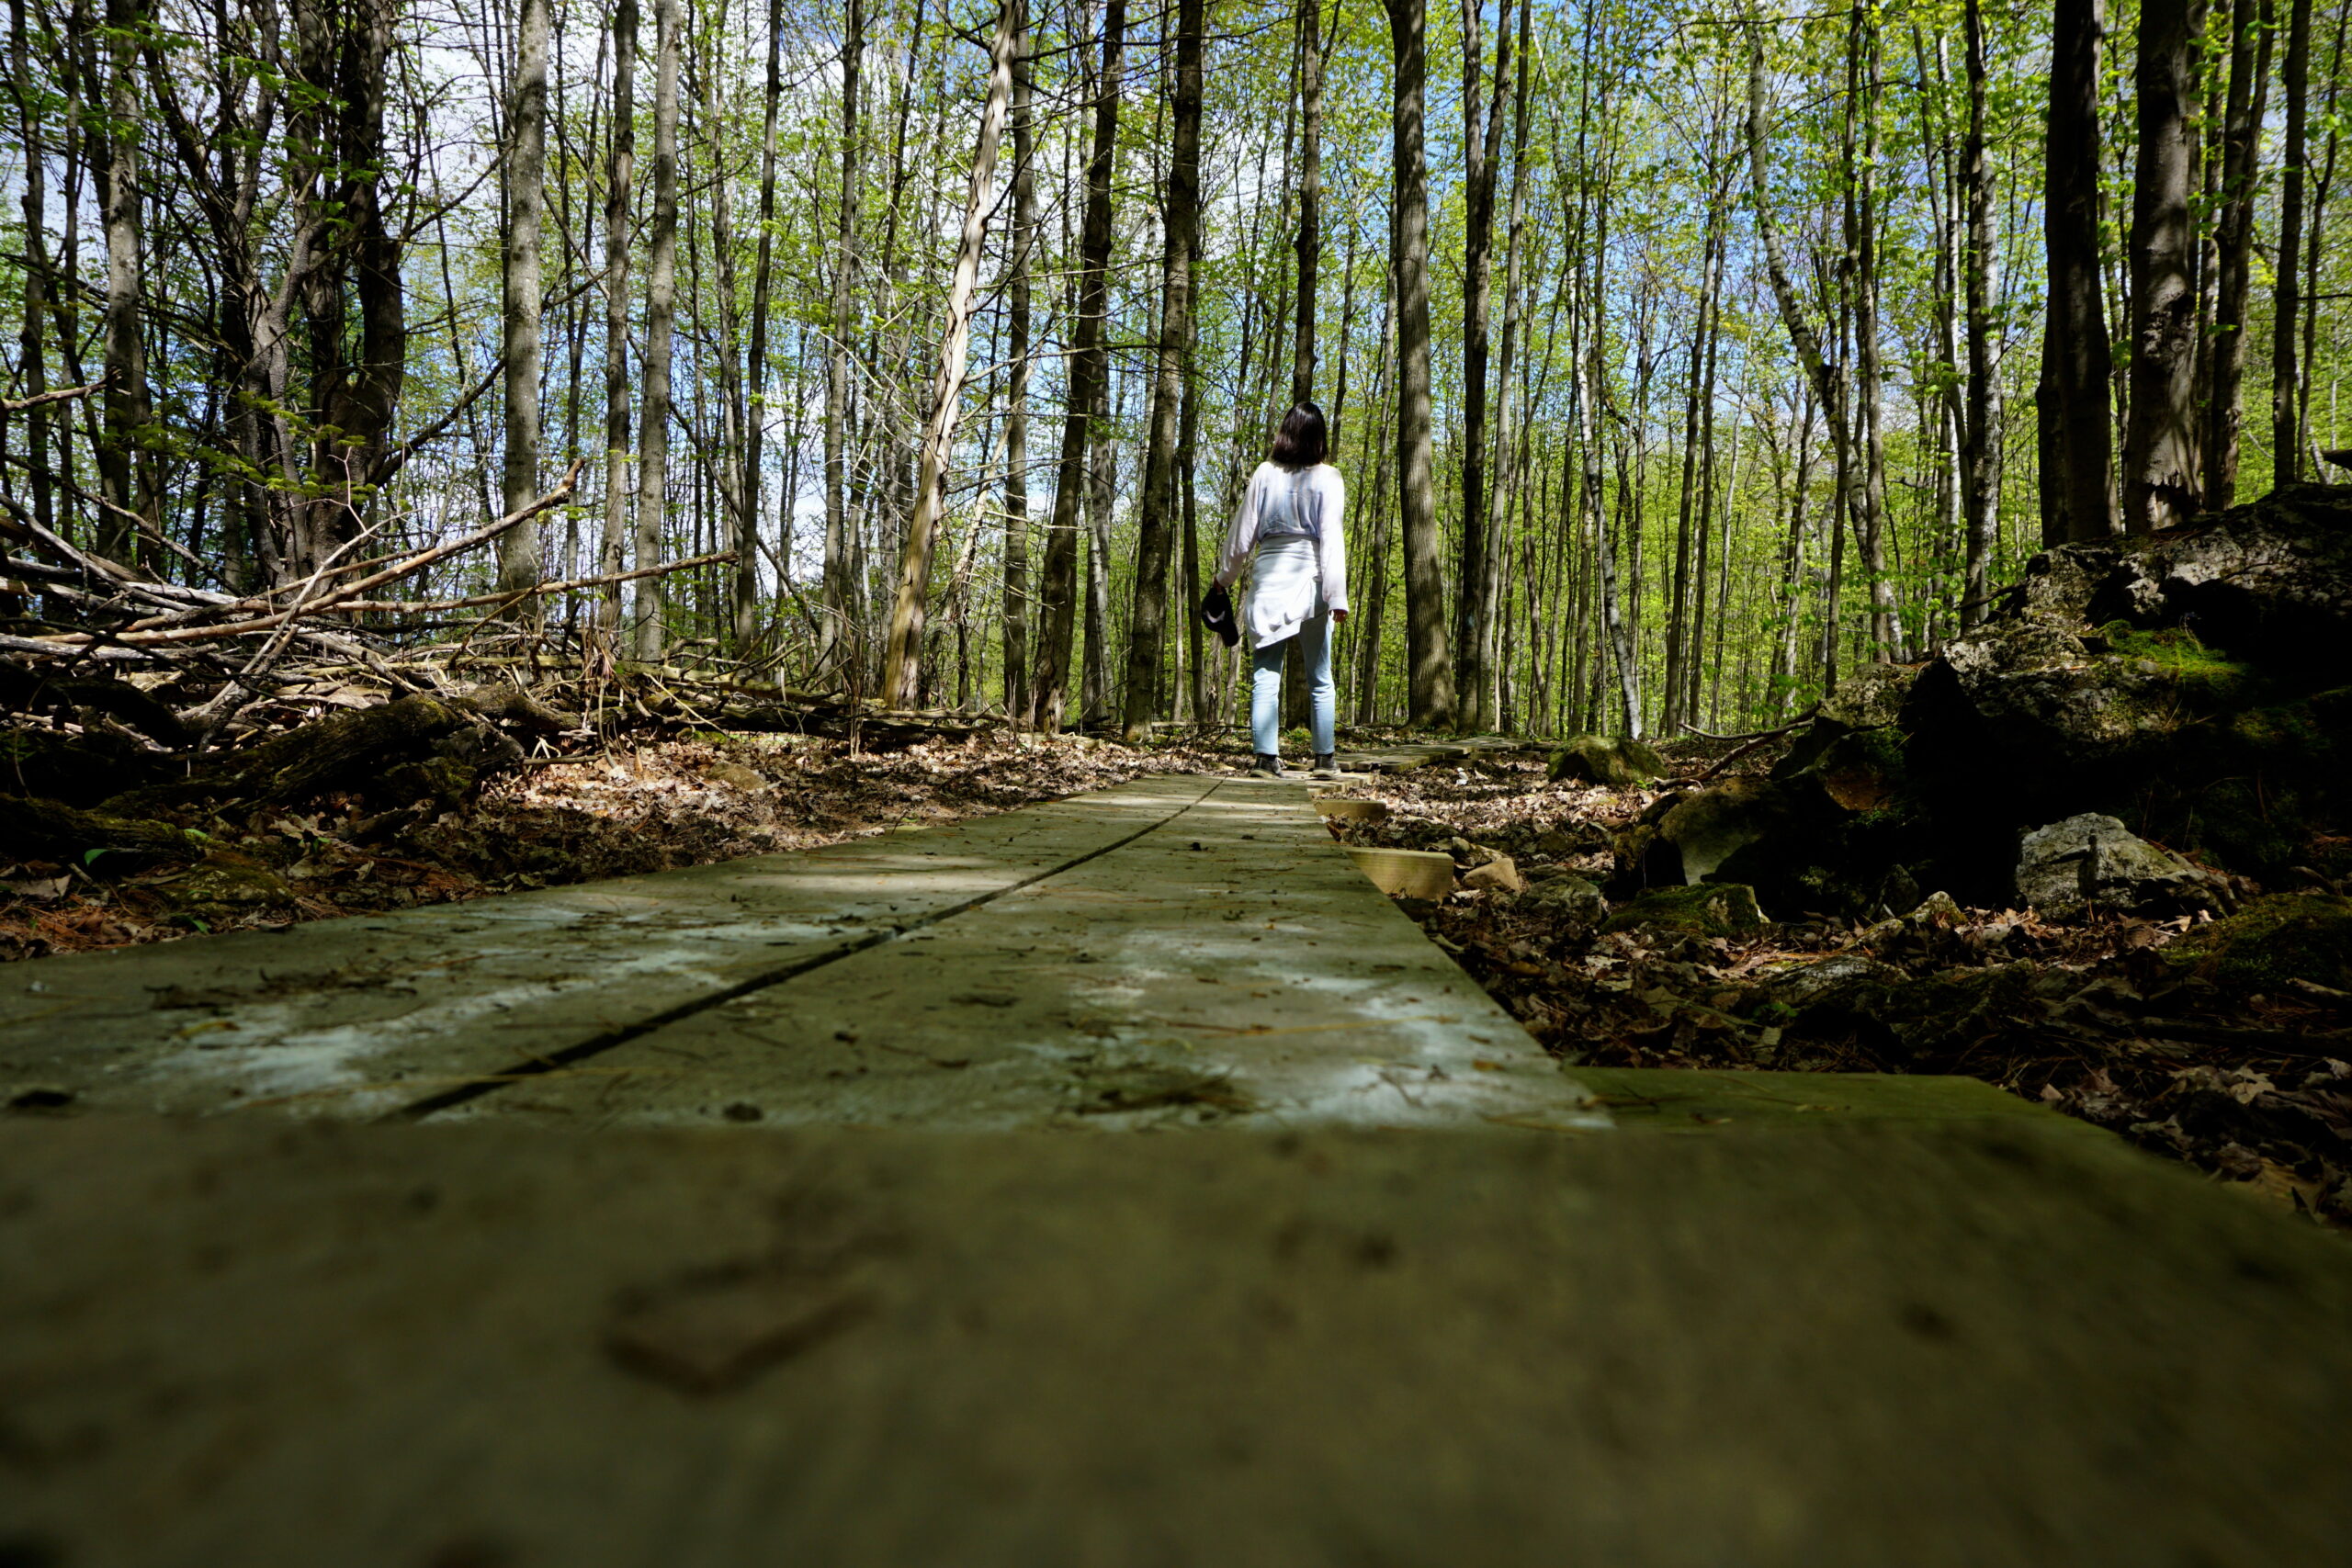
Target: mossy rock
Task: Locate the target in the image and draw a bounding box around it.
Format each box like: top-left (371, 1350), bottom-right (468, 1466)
top-left (2092, 622), bottom-right (2257, 708)
top-left (2157, 894), bottom-right (2352, 994)
top-left (1601, 882), bottom-right (1768, 938)
top-left (156, 854), bottom-right (298, 916)
top-left (1547, 734), bottom-right (1668, 788)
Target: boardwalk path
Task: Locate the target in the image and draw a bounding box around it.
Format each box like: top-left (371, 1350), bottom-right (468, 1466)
top-left (4, 776), bottom-right (2350, 1565)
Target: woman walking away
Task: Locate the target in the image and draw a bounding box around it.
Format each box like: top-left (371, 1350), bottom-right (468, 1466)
top-left (1214, 402), bottom-right (1350, 779)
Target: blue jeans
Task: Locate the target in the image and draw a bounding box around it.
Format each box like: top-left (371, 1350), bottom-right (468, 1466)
top-left (1250, 612), bottom-right (1334, 757)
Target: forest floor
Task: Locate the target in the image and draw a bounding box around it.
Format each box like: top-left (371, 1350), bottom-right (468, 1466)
top-left (1316, 737), bottom-right (2352, 1234)
top-left (6, 720), bottom-right (2344, 1229)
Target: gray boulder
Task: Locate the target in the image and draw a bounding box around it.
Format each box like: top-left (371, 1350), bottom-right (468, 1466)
top-left (2015, 813), bottom-right (2230, 918)
top-left (1520, 874), bottom-right (1607, 931)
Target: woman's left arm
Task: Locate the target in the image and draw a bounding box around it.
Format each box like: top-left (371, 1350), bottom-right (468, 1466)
top-left (1318, 468), bottom-right (1350, 618)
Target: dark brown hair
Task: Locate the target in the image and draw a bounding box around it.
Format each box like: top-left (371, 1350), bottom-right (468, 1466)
top-left (1270, 401), bottom-right (1328, 469)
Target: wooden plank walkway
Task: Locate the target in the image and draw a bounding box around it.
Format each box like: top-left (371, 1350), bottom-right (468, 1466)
top-left (3, 774), bottom-right (2350, 1566)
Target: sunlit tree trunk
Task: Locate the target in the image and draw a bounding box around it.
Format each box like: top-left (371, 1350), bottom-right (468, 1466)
top-left (2202, 0), bottom-right (2272, 509)
top-left (880, 0), bottom-right (1017, 707)
top-left (1120, 0), bottom-right (1204, 740)
top-left (2120, 0), bottom-right (2206, 534)
top-left (2274, 0), bottom-right (2314, 481)
top-left (634, 0), bottom-right (681, 661)
top-left (1001, 0), bottom-right (1035, 721)
top-left (498, 0), bottom-right (550, 604)
top-left (2045, 0), bottom-right (2120, 541)
top-left (598, 0), bottom-right (637, 638)
top-left (1385, 0), bottom-right (1454, 728)
top-left (818, 0), bottom-right (865, 685)
top-left (97, 0), bottom-right (152, 564)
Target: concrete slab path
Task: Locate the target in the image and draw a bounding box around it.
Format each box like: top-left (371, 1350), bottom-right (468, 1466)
top-left (3, 774), bottom-right (2350, 1566)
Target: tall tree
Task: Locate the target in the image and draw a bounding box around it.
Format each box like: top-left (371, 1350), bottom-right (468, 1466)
top-left (12, 0), bottom-right (51, 539)
top-left (635, 0), bottom-right (681, 660)
top-left (1291, 0), bottom-right (1323, 405)
top-left (2120, 0), bottom-right (2206, 534)
top-left (1029, 0), bottom-right (1125, 731)
top-left (2043, 0), bottom-right (2120, 542)
top-left (1453, 0), bottom-right (1511, 726)
top-left (1121, 0), bottom-right (1204, 739)
top-left (880, 0), bottom-right (1019, 707)
top-left (2275, 0), bottom-right (2315, 481)
top-left (736, 0), bottom-right (787, 652)
top-left (2202, 0), bottom-right (2273, 509)
top-left (818, 0), bottom-right (865, 684)
top-left (97, 0), bottom-right (152, 564)
top-left (598, 0), bottom-right (638, 638)
top-left (1958, 0), bottom-right (2002, 626)
top-left (1001, 0), bottom-right (1035, 721)
top-left (1385, 0), bottom-right (1455, 728)
top-left (498, 0), bottom-right (552, 602)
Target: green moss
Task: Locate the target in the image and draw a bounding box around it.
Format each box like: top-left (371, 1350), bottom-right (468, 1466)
top-left (2158, 893), bottom-right (2352, 993)
top-left (1601, 882), bottom-right (1768, 937)
top-left (2096, 621), bottom-right (2255, 707)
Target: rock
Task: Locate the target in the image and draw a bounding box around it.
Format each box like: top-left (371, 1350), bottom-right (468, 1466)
top-left (2015, 813), bottom-right (2229, 918)
top-left (1444, 836), bottom-right (1502, 867)
top-left (2158, 893), bottom-right (2352, 993)
top-left (1905, 891), bottom-right (1966, 930)
top-left (159, 854), bottom-right (298, 915)
top-left (1546, 734), bottom-right (1668, 788)
top-left (1761, 953), bottom-right (1905, 1010)
top-left (1520, 874), bottom-right (1607, 930)
top-left (705, 761), bottom-right (767, 791)
top-left (1461, 856), bottom-right (1524, 895)
top-left (1655, 778), bottom-right (1781, 883)
top-left (1600, 882), bottom-right (1768, 938)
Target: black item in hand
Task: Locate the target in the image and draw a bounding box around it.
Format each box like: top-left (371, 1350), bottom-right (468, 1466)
top-left (1201, 582), bottom-right (1240, 649)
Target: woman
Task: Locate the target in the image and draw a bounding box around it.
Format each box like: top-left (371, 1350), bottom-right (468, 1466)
top-left (1214, 401), bottom-right (1348, 779)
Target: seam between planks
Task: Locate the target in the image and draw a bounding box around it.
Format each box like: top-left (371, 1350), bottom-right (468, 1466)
top-left (387, 777), bottom-right (1228, 1122)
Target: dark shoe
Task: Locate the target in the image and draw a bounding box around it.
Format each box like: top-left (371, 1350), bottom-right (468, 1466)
top-left (1250, 753), bottom-right (1285, 778)
top-left (1311, 753), bottom-right (1344, 780)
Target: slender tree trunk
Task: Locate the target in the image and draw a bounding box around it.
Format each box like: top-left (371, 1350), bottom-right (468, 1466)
top-left (499, 0), bottom-right (551, 602)
top-left (635, 0), bottom-right (681, 661)
top-left (1001, 0), bottom-right (1035, 721)
top-left (2045, 0), bottom-right (2120, 540)
top-left (2121, 0), bottom-right (2207, 533)
top-left (1384, 0), bottom-right (1454, 728)
top-left (1120, 0), bottom-right (1204, 739)
top-left (1477, 0), bottom-right (1532, 731)
top-left (2203, 0), bottom-right (2273, 508)
top-left (1291, 0), bottom-right (1321, 405)
top-left (1030, 0), bottom-right (1124, 731)
top-left (736, 0), bottom-right (786, 652)
top-left (819, 0), bottom-right (865, 684)
top-left (12, 0), bottom-right (51, 538)
top-left (97, 0), bottom-right (151, 564)
top-left (2275, 0), bottom-right (2314, 480)
top-left (599, 0), bottom-right (637, 638)
top-left (1851, 4), bottom-right (1895, 657)
top-left (1959, 0), bottom-right (2001, 627)
top-left (1452, 0), bottom-right (1510, 728)
top-left (880, 0), bottom-right (1017, 707)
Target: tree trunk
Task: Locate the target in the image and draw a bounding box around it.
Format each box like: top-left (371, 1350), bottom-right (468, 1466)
top-left (1291, 0), bottom-right (1321, 406)
top-left (2202, 0), bottom-right (2273, 509)
top-left (880, 0), bottom-right (1017, 708)
top-left (498, 0), bottom-right (551, 604)
top-left (1959, 0), bottom-right (2001, 627)
top-left (1384, 0), bottom-right (1454, 728)
top-left (2274, 0), bottom-right (2313, 481)
top-left (97, 0), bottom-right (152, 565)
top-left (2043, 0), bottom-right (2120, 541)
top-left (1029, 0), bottom-right (1124, 731)
top-left (819, 0), bottom-right (865, 685)
top-left (598, 0), bottom-right (637, 639)
top-left (1120, 0), bottom-right (1204, 740)
top-left (1001, 0), bottom-right (1035, 723)
top-left (736, 0), bottom-right (786, 653)
top-left (2120, 0), bottom-right (2207, 534)
top-left (1452, 0), bottom-right (1510, 728)
top-left (12, 0), bottom-right (51, 539)
top-left (634, 0), bottom-right (681, 661)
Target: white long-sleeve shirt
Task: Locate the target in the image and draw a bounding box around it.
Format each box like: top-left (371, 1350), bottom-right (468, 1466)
top-left (1214, 460), bottom-right (1349, 620)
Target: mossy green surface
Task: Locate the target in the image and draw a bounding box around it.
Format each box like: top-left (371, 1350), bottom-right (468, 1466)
top-left (2157, 894), bottom-right (2352, 993)
top-left (2096, 622), bottom-right (2255, 706)
top-left (1602, 882), bottom-right (1768, 937)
